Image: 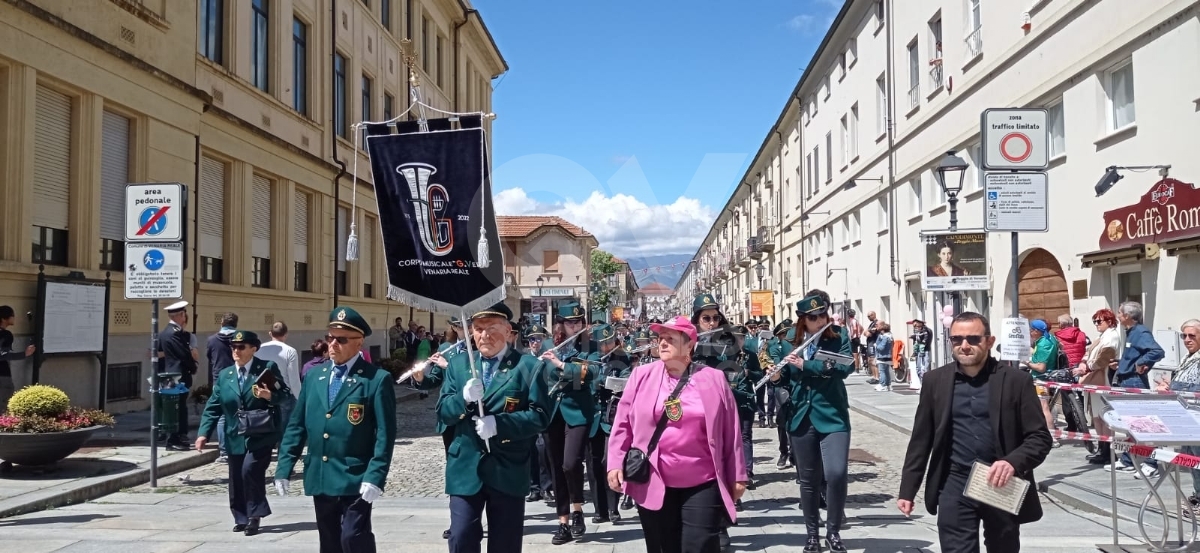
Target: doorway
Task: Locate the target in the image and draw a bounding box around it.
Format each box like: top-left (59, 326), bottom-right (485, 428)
top-left (1017, 248), bottom-right (1070, 325)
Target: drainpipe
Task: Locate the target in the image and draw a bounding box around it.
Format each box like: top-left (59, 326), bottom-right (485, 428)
top-left (885, 0), bottom-right (900, 286)
top-left (453, 8), bottom-right (477, 112)
top-left (331, 0), bottom-right (348, 308)
top-left (796, 91), bottom-right (808, 298)
top-left (775, 128), bottom-right (783, 320)
top-left (191, 130), bottom-right (202, 337)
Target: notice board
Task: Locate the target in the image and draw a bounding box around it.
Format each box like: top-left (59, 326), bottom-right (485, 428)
top-left (41, 281), bottom-right (106, 354)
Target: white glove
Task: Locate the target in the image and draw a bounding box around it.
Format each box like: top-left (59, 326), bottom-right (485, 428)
top-left (464, 377), bottom-right (485, 402)
top-left (473, 415), bottom-right (498, 440)
top-left (274, 479), bottom-right (290, 497)
top-left (359, 482), bottom-right (382, 503)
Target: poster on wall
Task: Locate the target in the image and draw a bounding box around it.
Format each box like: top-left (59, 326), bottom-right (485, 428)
top-left (750, 290), bottom-right (774, 317)
top-left (922, 231), bottom-right (989, 291)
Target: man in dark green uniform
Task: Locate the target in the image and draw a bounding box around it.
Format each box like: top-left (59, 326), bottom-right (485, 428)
top-left (585, 323), bottom-right (632, 524)
top-left (440, 302), bottom-right (552, 553)
top-left (275, 307), bottom-right (396, 553)
top-left (523, 324), bottom-right (554, 503)
top-left (696, 325), bottom-right (763, 505)
top-left (539, 300), bottom-right (598, 544)
top-left (768, 320), bottom-right (795, 468)
top-left (412, 316), bottom-right (468, 540)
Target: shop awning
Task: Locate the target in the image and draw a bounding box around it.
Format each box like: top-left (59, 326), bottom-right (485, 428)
top-left (1080, 244), bottom-right (1148, 268)
top-left (1165, 237), bottom-right (1200, 257)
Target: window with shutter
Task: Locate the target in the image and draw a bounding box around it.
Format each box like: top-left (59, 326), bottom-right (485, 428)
top-left (100, 112), bottom-right (130, 241)
top-left (33, 86), bottom-right (72, 231)
top-left (362, 215), bottom-right (375, 298)
top-left (199, 156), bottom-right (226, 258)
top-left (252, 175), bottom-right (272, 259)
top-left (293, 190), bottom-right (308, 263)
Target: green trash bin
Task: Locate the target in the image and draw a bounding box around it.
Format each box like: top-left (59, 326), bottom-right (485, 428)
top-left (152, 373), bottom-right (186, 436)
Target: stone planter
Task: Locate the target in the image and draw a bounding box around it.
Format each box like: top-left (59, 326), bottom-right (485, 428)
top-left (0, 426), bottom-right (104, 467)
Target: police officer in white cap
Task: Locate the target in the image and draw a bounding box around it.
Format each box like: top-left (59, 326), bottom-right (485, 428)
top-left (159, 300), bottom-right (198, 450)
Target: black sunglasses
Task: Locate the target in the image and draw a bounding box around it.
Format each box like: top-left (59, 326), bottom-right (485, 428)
top-left (1092, 319), bottom-right (1105, 325)
top-left (325, 334), bottom-right (355, 345)
top-left (949, 335), bottom-right (986, 346)
top-left (231, 344), bottom-right (250, 351)
top-left (700, 315), bottom-right (720, 323)
top-left (804, 313), bottom-right (825, 322)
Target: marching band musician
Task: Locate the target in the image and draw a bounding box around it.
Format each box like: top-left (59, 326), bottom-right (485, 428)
top-left (538, 301), bottom-right (599, 545)
top-left (524, 324), bottom-right (549, 355)
top-left (410, 317), bottom-right (468, 541)
top-left (767, 320), bottom-right (796, 469)
top-left (689, 294), bottom-right (739, 552)
top-left (694, 324), bottom-right (763, 512)
top-left (440, 302), bottom-right (552, 553)
top-left (771, 290), bottom-right (855, 553)
top-left (587, 323), bottom-right (633, 524)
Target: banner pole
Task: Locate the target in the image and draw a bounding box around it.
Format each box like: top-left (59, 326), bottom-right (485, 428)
top-left (459, 308), bottom-right (490, 453)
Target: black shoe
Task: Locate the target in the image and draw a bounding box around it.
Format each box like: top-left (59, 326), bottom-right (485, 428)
top-left (526, 490), bottom-right (542, 502)
top-left (746, 478), bottom-right (756, 490)
top-left (826, 532), bottom-right (847, 553)
top-left (232, 524), bottom-right (247, 532)
top-left (443, 529), bottom-right (450, 539)
top-left (243, 519), bottom-right (260, 536)
top-left (551, 523), bottom-right (574, 545)
top-left (820, 494), bottom-right (827, 510)
top-left (166, 442), bottom-right (190, 451)
top-left (803, 535), bottom-right (821, 553)
top-left (621, 495), bottom-right (634, 510)
top-left (719, 528), bottom-right (731, 552)
top-left (608, 510), bottom-right (621, 523)
top-left (569, 511), bottom-right (586, 538)
top-left (544, 490), bottom-right (555, 504)
top-left (591, 513), bottom-right (610, 524)
top-left (735, 499), bottom-right (744, 512)
top-left (776, 454), bottom-right (788, 469)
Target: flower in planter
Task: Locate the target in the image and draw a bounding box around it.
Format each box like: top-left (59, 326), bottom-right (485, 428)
top-left (0, 385), bottom-right (115, 434)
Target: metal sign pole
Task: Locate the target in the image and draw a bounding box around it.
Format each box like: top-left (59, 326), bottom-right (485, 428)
top-left (149, 298), bottom-right (159, 488)
top-left (1010, 233), bottom-right (1019, 317)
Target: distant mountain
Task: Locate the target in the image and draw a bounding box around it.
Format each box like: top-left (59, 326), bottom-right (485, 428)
top-left (622, 253), bottom-right (693, 289)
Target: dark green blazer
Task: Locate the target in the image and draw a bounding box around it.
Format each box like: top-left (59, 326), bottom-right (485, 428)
top-left (777, 325), bottom-right (854, 434)
top-left (415, 342), bottom-right (466, 434)
top-left (438, 347), bottom-right (552, 499)
top-left (593, 349), bottom-right (634, 434)
top-left (197, 357), bottom-right (290, 455)
top-left (547, 339), bottom-right (600, 431)
top-left (275, 356), bottom-right (397, 496)
top-left (730, 352), bottom-right (765, 420)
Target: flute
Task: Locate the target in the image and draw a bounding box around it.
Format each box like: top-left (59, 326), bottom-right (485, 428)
top-left (752, 322), bottom-right (833, 392)
top-left (395, 340), bottom-right (465, 384)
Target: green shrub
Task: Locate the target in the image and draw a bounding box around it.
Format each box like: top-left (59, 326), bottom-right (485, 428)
top-left (7, 385), bottom-right (70, 418)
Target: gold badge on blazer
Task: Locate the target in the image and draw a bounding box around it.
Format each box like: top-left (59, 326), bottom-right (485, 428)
top-left (664, 398), bottom-right (683, 422)
top-left (504, 397), bottom-right (521, 413)
top-left (347, 403), bottom-right (365, 425)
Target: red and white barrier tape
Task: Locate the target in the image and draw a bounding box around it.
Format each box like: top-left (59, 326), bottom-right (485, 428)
top-left (1051, 429), bottom-right (1115, 443)
top-left (1040, 380), bottom-right (1199, 399)
top-left (1109, 441), bottom-right (1200, 469)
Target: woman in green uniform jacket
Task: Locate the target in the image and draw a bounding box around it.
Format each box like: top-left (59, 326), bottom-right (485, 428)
top-left (772, 290), bottom-right (854, 553)
top-left (196, 330), bottom-right (290, 536)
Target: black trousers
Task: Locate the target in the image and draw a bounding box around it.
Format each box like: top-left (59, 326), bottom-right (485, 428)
top-left (449, 485), bottom-right (526, 553)
top-left (442, 427), bottom-right (455, 452)
top-left (739, 416), bottom-right (754, 478)
top-left (313, 495), bottom-right (375, 553)
top-left (546, 414), bottom-right (588, 516)
top-left (637, 480), bottom-right (725, 553)
top-left (790, 420), bottom-right (850, 536)
top-left (754, 385), bottom-right (767, 417)
top-left (776, 406), bottom-right (792, 457)
top-left (538, 433), bottom-right (554, 492)
top-left (938, 468), bottom-right (1022, 553)
top-left (529, 435), bottom-right (553, 494)
top-left (227, 446), bottom-right (272, 524)
top-left (587, 430), bottom-right (619, 515)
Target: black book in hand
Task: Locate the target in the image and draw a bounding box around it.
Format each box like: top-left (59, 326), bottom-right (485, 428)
top-left (253, 367), bottom-right (280, 391)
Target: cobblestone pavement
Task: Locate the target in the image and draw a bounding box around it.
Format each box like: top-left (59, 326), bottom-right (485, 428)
top-left (131, 394), bottom-right (906, 509)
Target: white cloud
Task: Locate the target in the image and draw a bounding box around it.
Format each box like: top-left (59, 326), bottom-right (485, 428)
top-left (493, 188), bottom-right (715, 258)
top-left (786, 14), bottom-right (818, 33)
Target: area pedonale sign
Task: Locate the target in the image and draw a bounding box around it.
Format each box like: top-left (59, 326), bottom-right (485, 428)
top-left (1098, 178), bottom-right (1200, 249)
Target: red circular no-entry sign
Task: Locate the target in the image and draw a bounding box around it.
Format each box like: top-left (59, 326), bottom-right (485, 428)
top-left (1000, 132), bottom-right (1033, 163)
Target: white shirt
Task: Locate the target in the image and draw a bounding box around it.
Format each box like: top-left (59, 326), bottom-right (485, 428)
top-left (1086, 327), bottom-right (1121, 366)
top-left (257, 339), bottom-right (301, 398)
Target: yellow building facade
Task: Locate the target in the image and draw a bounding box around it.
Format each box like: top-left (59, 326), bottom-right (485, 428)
top-left (0, 0), bottom-right (505, 411)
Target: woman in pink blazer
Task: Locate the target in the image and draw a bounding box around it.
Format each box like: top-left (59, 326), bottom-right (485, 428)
top-left (607, 316), bottom-right (747, 553)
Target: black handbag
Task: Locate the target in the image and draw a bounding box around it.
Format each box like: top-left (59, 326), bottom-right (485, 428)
top-left (235, 370), bottom-right (276, 437)
top-left (623, 365), bottom-right (693, 484)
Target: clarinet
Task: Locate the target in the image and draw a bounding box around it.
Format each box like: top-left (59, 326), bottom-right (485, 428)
top-left (753, 322), bottom-right (833, 392)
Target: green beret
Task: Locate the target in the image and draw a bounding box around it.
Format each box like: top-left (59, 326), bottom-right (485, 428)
top-left (557, 300), bottom-right (585, 320)
top-left (329, 306), bottom-right (372, 337)
top-left (693, 294), bottom-right (719, 313)
top-left (591, 323), bottom-right (617, 343)
top-left (229, 329), bottom-right (260, 346)
top-left (472, 302), bottom-right (513, 322)
top-left (797, 294), bottom-right (829, 315)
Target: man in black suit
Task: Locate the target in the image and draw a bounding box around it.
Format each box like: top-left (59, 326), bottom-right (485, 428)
top-left (897, 312), bottom-right (1053, 553)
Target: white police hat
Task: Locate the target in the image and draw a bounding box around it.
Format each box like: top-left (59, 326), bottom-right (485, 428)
top-left (165, 301), bottom-right (189, 313)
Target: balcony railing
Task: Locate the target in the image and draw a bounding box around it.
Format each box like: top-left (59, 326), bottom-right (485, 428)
top-left (928, 60), bottom-right (943, 90)
top-left (736, 247), bottom-right (751, 267)
top-left (908, 84), bottom-right (920, 110)
top-left (965, 26), bottom-right (983, 59)
top-left (747, 237), bottom-right (763, 259)
top-left (757, 225), bottom-right (776, 252)
top-left (759, 277), bottom-right (773, 291)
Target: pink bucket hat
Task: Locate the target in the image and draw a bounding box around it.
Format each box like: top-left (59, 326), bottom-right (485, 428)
top-left (650, 316), bottom-right (699, 343)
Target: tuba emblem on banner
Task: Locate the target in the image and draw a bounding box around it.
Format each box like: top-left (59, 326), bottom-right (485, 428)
top-left (397, 162), bottom-right (454, 256)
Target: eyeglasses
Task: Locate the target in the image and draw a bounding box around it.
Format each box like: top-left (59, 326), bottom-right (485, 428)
top-left (700, 315), bottom-right (720, 323)
top-left (804, 313), bottom-right (825, 322)
top-left (1184, 333), bottom-right (1199, 340)
top-left (231, 344), bottom-right (250, 351)
top-left (325, 334), bottom-right (359, 345)
top-left (949, 335), bottom-right (986, 346)
top-left (1093, 319), bottom-right (1105, 325)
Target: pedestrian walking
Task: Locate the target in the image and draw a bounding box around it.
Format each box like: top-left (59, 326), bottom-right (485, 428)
top-left (207, 312), bottom-right (238, 461)
top-left (773, 290), bottom-right (855, 553)
top-left (195, 330), bottom-right (290, 536)
top-left (607, 315), bottom-right (747, 553)
top-left (256, 321), bottom-right (300, 429)
top-left (0, 305), bottom-right (35, 413)
top-left (159, 301), bottom-right (198, 451)
top-left (767, 320), bottom-right (795, 469)
top-left (274, 307), bottom-right (397, 553)
top-left (587, 323), bottom-right (633, 524)
top-left (909, 319), bottom-right (933, 390)
top-left (873, 322), bottom-right (895, 392)
top-left (439, 302), bottom-right (552, 553)
top-left (898, 312), bottom-right (1054, 553)
top-left (301, 339), bottom-right (329, 381)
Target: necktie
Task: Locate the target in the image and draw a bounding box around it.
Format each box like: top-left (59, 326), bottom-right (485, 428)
top-left (806, 340), bottom-right (818, 360)
top-left (482, 357), bottom-right (495, 389)
top-left (328, 365), bottom-right (347, 403)
top-left (238, 367), bottom-right (247, 390)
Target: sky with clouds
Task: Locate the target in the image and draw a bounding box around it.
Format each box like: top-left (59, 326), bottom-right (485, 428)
top-left (473, 0), bottom-right (841, 258)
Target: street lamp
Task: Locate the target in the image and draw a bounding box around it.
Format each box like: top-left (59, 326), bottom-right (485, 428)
top-left (536, 275), bottom-right (544, 296)
top-left (933, 150), bottom-right (969, 231)
top-left (754, 261), bottom-right (765, 290)
top-left (1094, 165), bottom-right (1171, 196)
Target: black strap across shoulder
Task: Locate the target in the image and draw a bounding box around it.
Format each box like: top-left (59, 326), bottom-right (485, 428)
top-left (643, 363), bottom-right (694, 458)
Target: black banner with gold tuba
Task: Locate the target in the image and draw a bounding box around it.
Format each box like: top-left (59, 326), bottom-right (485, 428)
top-left (365, 123), bottom-right (505, 314)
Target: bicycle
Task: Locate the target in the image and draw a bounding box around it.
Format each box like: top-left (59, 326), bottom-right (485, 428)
top-left (1043, 371), bottom-right (1096, 455)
